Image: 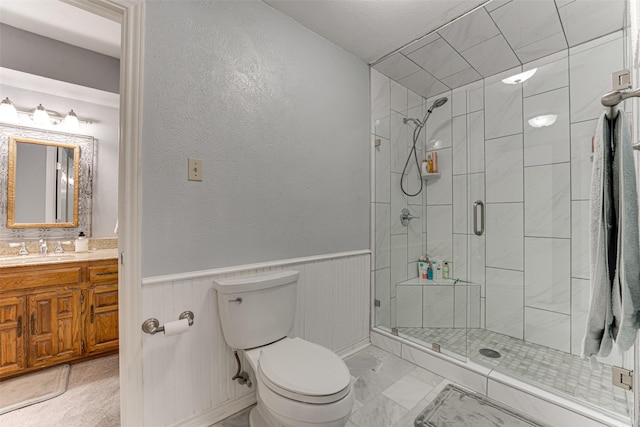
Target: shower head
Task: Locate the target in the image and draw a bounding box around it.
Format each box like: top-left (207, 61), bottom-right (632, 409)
top-left (405, 96), bottom-right (449, 129)
top-left (428, 97), bottom-right (448, 112)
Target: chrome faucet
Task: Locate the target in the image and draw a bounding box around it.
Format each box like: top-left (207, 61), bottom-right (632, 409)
top-left (39, 239), bottom-right (48, 255)
top-left (9, 242), bottom-right (29, 256)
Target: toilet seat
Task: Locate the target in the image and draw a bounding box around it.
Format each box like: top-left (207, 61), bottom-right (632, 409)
top-left (257, 337), bottom-right (351, 404)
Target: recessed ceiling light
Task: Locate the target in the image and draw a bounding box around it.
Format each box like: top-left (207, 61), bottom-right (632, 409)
top-left (502, 68), bottom-right (537, 85)
top-left (528, 114), bottom-right (557, 128)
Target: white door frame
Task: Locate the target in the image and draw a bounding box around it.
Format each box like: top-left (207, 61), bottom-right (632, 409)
top-left (64, 0), bottom-right (145, 425)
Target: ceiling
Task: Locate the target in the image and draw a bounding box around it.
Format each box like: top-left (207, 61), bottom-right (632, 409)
top-left (371, 0), bottom-right (627, 99)
top-left (263, 0), bottom-right (487, 64)
top-left (0, 1), bottom-right (121, 58)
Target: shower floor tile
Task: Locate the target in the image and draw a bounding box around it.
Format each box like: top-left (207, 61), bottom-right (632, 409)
top-left (396, 327), bottom-right (632, 418)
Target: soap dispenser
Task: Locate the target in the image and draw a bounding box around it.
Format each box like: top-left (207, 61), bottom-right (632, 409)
top-left (75, 232), bottom-right (88, 253)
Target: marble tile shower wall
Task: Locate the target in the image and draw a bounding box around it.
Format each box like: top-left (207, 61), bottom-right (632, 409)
top-left (372, 30), bottom-right (630, 364)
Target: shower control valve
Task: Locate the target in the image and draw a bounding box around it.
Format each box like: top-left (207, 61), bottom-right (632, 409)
top-left (400, 208), bottom-right (420, 226)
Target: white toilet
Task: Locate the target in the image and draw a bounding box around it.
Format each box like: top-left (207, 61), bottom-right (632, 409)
top-left (212, 270), bottom-right (354, 427)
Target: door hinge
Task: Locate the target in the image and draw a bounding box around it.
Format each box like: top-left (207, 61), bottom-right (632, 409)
top-left (374, 299), bottom-right (381, 307)
top-left (81, 340), bottom-right (85, 352)
top-left (80, 291), bottom-right (85, 305)
top-left (612, 367), bottom-right (633, 390)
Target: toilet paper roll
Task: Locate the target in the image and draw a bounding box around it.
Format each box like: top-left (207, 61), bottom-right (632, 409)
top-left (163, 318), bottom-right (190, 336)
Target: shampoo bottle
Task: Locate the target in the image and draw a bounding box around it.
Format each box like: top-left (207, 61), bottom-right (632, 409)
top-left (75, 232), bottom-right (88, 253)
top-left (426, 154), bottom-right (433, 173)
top-left (443, 261), bottom-right (450, 279)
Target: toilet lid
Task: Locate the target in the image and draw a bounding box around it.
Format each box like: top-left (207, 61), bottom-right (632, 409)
top-left (258, 338), bottom-right (351, 403)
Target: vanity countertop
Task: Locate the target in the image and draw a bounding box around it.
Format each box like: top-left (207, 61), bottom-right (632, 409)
top-left (0, 248), bottom-right (118, 268)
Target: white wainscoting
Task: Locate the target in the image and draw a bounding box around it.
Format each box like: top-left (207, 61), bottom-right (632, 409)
top-left (141, 250), bottom-right (371, 426)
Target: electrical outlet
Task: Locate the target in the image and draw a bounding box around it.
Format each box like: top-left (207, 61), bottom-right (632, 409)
top-left (188, 158), bottom-right (203, 182)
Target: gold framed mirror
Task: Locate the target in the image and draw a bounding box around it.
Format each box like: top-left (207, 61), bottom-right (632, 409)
top-left (7, 137), bottom-right (80, 228)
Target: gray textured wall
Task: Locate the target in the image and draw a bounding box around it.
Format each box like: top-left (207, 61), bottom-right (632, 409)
top-left (0, 24), bottom-right (120, 94)
top-left (141, 1), bottom-right (370, 277)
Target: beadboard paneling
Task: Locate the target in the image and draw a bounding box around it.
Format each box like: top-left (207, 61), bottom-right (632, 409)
top-left (141, 251), bottom-right (370, 426)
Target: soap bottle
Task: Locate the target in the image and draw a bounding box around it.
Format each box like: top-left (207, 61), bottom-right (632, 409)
top-left (418, 257), bottom-right (425, 278)
top-left (427, 264), bottom-right (433, 280)
top-left (432, 152), bottom-right (439, 173)
top-left (75, 232), bottom-right (88, 253)
top-left (443, 261), bottom-right (450, 279)
top-left (426, 153), bottom-right (433, 173)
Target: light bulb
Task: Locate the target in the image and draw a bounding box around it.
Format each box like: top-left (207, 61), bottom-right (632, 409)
top-left (63, 109), bottom-right (80, 131)
top-left (33, 104), bottom-right (50, 125)
top-left (528, 114), bottom-right (558, 128)
top-left (502, 68), bottom-right (537, 85)
top-left (0, 97), bottom-right (18, 121)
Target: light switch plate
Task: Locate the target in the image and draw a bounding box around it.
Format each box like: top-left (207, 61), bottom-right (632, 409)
top-left (188, 158), bottom-right (203, 181)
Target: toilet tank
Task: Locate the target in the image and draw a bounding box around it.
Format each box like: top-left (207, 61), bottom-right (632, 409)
top-left (212, 270), bottom-right (299, 349)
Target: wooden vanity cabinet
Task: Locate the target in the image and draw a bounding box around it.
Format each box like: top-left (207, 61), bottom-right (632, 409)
top-left (0, 258), bottom-right (118, 379)
top-left (28, 289), bottom-right (83, 367)
top-left (86, 262), bottom-right (119, 354)
top-left (0, 296), bottom-right (26, 376)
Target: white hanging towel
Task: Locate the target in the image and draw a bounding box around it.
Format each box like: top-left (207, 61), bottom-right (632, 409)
top-left (582, 111), bottom-right (640, 358)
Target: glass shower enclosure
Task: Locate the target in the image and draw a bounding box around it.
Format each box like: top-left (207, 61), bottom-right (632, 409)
top-left (372, 0), bottom-right (635, 422)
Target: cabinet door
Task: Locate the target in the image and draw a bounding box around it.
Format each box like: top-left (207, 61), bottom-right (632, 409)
top-left (86, 284), bottom-right (119, 354)
top-left (27, 290), bottom-right (82, 367)
top-left (0, 296), bottom-right (26, 376)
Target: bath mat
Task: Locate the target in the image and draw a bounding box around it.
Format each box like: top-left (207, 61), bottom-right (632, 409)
top-left (0, 364), bottom-right (70, 415)
top-left (415, 384), bottom-right (549, 427)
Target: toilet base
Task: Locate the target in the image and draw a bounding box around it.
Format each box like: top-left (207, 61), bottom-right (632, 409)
top-left (253, 384), bottom-right (352, 427)
top-left (249, 405), bottom-right (270, 427)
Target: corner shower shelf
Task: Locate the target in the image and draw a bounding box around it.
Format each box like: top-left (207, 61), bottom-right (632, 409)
top-left (421, 172), bottom-right (441, 180)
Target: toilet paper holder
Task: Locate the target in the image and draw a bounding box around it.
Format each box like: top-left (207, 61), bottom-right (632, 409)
top-left (142, 311), bottom-right (194, 335)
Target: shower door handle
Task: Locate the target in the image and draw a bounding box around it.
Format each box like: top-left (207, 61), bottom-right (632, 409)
top-left (473, 200), bottom-right (485, 236)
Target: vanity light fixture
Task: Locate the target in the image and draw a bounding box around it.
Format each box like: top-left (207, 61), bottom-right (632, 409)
top-left (0, 96), bottom-right (93, 131)
top-left (32, 104), bottom-right (50, 124)
top-left (502, 68), bottom-right (537, 85)
top-left (63, 109), bottom-right (80, 131)
top-left (528, 114), bottom-right (558, 128)
top-left (0, 97), bottom-right (18, 121)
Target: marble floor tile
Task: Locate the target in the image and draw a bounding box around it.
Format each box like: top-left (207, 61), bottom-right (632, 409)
top-left (350, 394), bottom-right (408, 427)
top-left (382, 372), bottom-right (435, 409)
top-left (345, 351), bottom-right (384, 378)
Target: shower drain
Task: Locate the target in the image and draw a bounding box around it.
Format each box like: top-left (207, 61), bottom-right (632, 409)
top-left (479, 348), bottom-right (501, 358)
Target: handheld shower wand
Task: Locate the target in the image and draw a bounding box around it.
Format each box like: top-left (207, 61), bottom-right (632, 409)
top-left (400, 97), bottom-right (448, 197)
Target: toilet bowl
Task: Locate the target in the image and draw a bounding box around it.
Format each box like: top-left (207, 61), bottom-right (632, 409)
top-left (212, 271), bottom-right (354, 427)
top-left (244, 337), bottom-right (354, 427)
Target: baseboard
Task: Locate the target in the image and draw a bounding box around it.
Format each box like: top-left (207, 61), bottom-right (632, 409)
top-left (337, 337), bottom-right (371, 359)
top-left (170, 393), bottom-right (256, 427)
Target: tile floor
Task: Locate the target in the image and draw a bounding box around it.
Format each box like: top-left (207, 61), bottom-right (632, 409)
top-left (212, 345), bottom-right (545, 427)
top-left (396, 327), bottom-right (632, 418)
